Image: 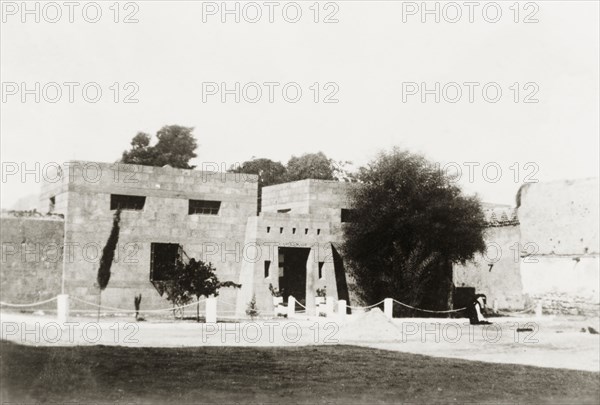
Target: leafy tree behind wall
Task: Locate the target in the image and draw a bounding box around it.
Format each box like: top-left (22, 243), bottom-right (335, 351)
top-left (230, 153), bottom-right (347, 213)
top-left (230, 153), bottom-right (341, 185)
top-left (286, 152), bottom-right (335, 181)
top-left (229, 158), bottom-right (287, 214)
top-left (120, 125), bottom-right (198, 169)
top-left (230, 158), bottom-right (287, 188)
top-left (342, 148), bottom-right (487, 316)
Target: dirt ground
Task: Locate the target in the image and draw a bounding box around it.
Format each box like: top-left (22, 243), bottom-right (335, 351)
top-left (1, 310), bottom-right (598, 372)
top-left (3, 341), bottom-right (599, 404)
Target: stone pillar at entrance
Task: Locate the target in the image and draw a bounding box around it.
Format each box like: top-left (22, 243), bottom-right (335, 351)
top-left (305, 248), bottom-right (317, 316)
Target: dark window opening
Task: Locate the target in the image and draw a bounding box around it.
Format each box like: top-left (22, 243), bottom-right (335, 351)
top-left (150, 243), bottom-right (180, 281)
top-left (280, 227), bottom-right (284, 234)
top-left (49, 196), bottom-right (56, 213)
top-left (189, 199), bottom-right (221, 215)
top-left (317, 229), bottom-right (321, 235)
top-left (341, 209), bottom-right (356, 223)
top-left (318, 261), bottom-right (325, 279)
top-left (111, 194), bottom-right (146, 211)
top-left (277, 208), bottom-right (291, 213)
top-left (267, 226), bottom-right (271, 233)
top-left (292, 228), bottom-right (296, 234)
top-left (305, 228), bottom-right (309, 235)
top-left (264, 260), bottom-right (271, 278)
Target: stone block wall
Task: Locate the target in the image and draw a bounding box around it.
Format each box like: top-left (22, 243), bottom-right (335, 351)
top-left (517, 178), bottom-right (599, 315)
top-left (306, 180), bottom-right (355, 217)
top-left (529, 292), bottom-right (600, 316)
top-left (262, 179), bottom-right (355, 219)
top-left (518, 178), bottom-right (598, 256)
top-left (0, 215), bottom-right (64, 309)
top-left (16, 162), bottom-right (594, 318)
top-left (262, 180), bottom-right (312, 214)
top-left (235, 211), bottom-right (345, 315)
top-left (453, 223), bottom-right (524, 310)
top-left (521, 257), bottom-right (599, 315)
top-left (40, 161), bottom-right (258, 314)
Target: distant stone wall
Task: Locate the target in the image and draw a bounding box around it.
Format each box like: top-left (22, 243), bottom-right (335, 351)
top-left (521, 257), bottom-right (599, 315)
top-left (529, 292), bottom-right (599, 317)
top-left (0, 215), bottom-right (64, 309)
top-left (518, 179), bottom-right (599, 314)
top-left (453, 224), bottom-right (524, 310)
top-left (518, 178), bottom-right (598, 255)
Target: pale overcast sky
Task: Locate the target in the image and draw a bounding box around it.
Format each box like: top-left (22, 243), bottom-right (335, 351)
top-left (1, 1), bottom-right (598, 208)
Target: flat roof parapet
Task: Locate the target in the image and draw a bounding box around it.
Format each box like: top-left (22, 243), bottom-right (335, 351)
top-left (262, 178), bottom-right (356, 191)
top-left (259, 211), bottom-right (331, 221)
top-left (44, 160), bottom-right (259, 186)
top-left (0, 210), bottom-right (64, 220)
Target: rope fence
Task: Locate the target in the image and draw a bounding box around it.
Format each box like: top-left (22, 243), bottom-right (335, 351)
top-left (293, 300), bottom-right (306, 309)
top-left (1, 295), bottom-right (544, 320)
top-left (347, 300), bottom-right (385, 311)
top-left (0, 297), bottom-right (57, 308)
top-left (71, 296), bottom-right (207, 313)
top-left (392, 299), bottom-right (467, 314)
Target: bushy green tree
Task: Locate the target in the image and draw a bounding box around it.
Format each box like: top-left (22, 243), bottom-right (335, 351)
top-left (173, 258), bottom-right (241, 321)
top-left (286, 152), bottom-right (335, 181)
top-left (230, 158), bottom-right (287, 188)
top-left (232, 152), bottom-right (354, 186)
top-left (342, 148), bottom-right (486, 316)
top-left (121, 125), bottom-right (197, 169)
top-left (162, 261), bottom-right (194, 319)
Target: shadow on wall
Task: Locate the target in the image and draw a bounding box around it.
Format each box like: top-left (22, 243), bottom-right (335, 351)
top-left (332, 245), bottom-right (351, 312)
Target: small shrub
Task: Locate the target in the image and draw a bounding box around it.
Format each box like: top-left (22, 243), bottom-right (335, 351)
top-left (246, 294), bottom-right (259, 320)
top-left (268, 283), bottom-right (283, 297)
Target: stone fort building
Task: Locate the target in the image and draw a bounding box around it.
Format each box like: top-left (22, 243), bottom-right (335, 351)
top-left (1, 161), bottom-right (598, 316)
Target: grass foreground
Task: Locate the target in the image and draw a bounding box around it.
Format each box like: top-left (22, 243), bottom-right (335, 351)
top-left (1, 340), bottom-right (598, 404)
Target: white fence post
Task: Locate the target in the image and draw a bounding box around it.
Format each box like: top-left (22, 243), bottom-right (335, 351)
top-left (57, 294), bottom-right (69, 323)
top-left (206, 296), bottom-right (217, 323)
top-left (287, 296), bottom-right (295, 318)
top-left (273, 296), bottom-right (283, 317)
top-left (384, 298), bottom-right (393, 319)
top-left (338, 300), bottom-right (346, 320)
top-left (535, 301), bottom-right (543, 319)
